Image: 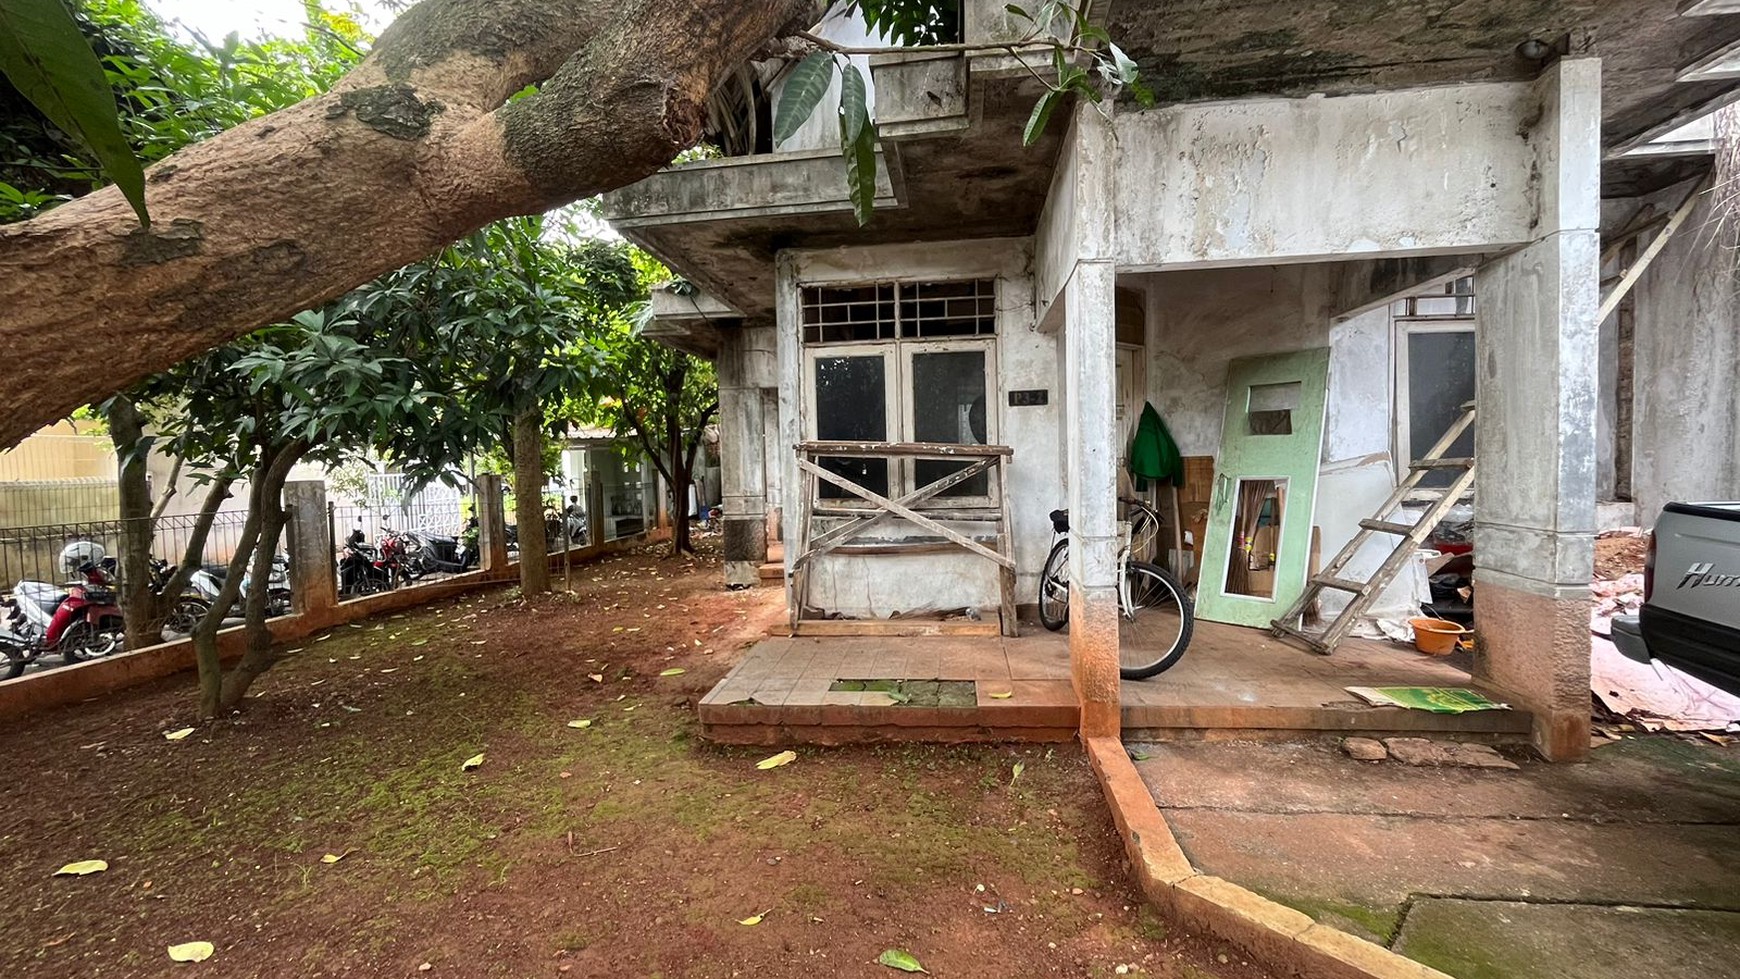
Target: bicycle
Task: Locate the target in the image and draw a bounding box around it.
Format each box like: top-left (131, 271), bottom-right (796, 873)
top-left (1037, 507), bottom-right (1194, 679)
top-left (1123, 495), bottom-right (1163, 565)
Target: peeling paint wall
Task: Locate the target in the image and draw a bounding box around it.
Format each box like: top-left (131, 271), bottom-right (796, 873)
top-left (1129, 263), bottom-right (1392, 461)
top-left (1630, 182), bottom-right (1740, 525)
top-left (1113, 81), bottom-right (1541, 269)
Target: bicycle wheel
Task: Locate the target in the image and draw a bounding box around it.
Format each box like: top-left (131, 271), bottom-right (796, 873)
top-left (1037, 538), bottom-right (1070, 632)
top-left (1118, 560), bottom-right (1194, 679)
top-left (1128, 501), bottom-right (1162, 564)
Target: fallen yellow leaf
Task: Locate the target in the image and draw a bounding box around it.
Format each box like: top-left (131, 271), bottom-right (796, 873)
top-left (988, 691), bottom-right (1013, 700)
top-left (54, 859), bottom-right (108, 877)
top-left (739, 908), bottom-right (772, 926)
top-left (320, 851), bottom-right (350, 864)
top-left (462, 753), bottom-right (485, 771)
top-left (756, 750), bottom-right (797, 771)
top-left (658, 668), bottom-right (686, 677)
top-left (567, 719), bottom-right (593, 729)
top-left (164, 728), bottom-right (195, 741)
top-left (167, 941), bottom-right (214, 962)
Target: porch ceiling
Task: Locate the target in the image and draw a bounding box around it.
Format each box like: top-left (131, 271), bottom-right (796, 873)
top-left (1106, 0), bottom-right (1740, 195)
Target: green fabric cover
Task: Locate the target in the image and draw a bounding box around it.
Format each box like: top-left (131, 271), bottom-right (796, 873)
top-left (1128, 402), bottom-right (1183, 490)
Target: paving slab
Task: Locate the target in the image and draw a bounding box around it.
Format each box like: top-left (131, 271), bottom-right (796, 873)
top-left (1131, 736), bottom-right (1740, 962)
top-left (1394, 899), bottom-right (1740, 979)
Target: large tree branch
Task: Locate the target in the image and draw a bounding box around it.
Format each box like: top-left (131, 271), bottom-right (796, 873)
top-left (0, 0), bottom-right (819, 449)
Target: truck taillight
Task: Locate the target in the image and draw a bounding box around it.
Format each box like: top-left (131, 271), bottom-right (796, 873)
top-left (1644, 532), bottom-right (1656, 602)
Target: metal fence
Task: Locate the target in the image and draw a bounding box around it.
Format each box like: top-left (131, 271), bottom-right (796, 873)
top-left (0, 510), bottom-right (254, 594)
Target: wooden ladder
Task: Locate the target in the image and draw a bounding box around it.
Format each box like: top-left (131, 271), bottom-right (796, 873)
top-left (1270, 401), bottom-right (1476, 655)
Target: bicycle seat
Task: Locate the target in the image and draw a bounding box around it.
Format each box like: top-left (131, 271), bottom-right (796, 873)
top-left (1050, 509), bottom-right (1070, 534)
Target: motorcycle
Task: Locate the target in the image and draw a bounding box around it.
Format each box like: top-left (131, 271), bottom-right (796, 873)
top-left (1, 561), bottom-right (126, 679)
top-left (382, 525), bottom-right (475, 580)
top-left (173, 554), bottom-right (293, 632)
top-left (338, 529), bottom-right (402, 596)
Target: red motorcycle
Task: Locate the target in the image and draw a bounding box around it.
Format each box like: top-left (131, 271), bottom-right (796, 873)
top-left (2, 562), bottom-right (126, 679)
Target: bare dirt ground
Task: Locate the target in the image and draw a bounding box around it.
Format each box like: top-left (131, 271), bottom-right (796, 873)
top-left (0, 542), bottom-right (1271, 979)
top-left (1594, 531), bottom-right (1649, 580)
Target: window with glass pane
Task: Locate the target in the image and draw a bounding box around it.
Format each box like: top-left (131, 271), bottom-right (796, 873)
top-left (1407, 331), bottom-right (1475, 488)
top-left (813, 355), bottom-right (889, 499)
top-left (911, 349), bottom-right (989, 497)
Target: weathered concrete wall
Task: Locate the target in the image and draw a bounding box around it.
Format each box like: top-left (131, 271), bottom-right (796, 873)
top-left (1129, 262), bottom-right (1388, 464)
top-left (1113, 81), bottom-right (1541, 269)
top-left (1629, 181), bottom-right (1740, 524)
top-left (777, 238), bottom-right (1059, 617)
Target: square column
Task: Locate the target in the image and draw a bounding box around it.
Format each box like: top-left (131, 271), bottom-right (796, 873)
top-left (283, 479), bottom-right (336, 615)
top-left (1471, 59), bottom-right (1600, 761)
top-left (719, 323), bottom-right (773, 588)
top-left (1065, 260), bottom-right (1121, 738)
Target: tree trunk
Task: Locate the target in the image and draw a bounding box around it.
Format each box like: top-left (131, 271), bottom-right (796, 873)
top-left (109, 396), bottom-right (163, 650)
top-left (0, 0), bottom-right (820, 450)
top-left (513, 407), bottom-right (551, 594)
top-left (218, 448), bottom-right (301, 709)
top-left (192, 468), bottom-right (265, 719)
top-left (669, 412), bottom-right (694, 557)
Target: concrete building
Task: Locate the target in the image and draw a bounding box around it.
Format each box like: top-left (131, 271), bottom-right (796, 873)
top-left (600, 0), bottom-right (1740, 761)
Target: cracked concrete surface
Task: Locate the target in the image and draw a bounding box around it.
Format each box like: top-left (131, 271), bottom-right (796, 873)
top-left (1130, 737), bottom-right (1740, 978)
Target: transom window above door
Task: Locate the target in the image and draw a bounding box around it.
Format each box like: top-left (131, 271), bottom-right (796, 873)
top-left (801, 279), bottom-right (996, 343)
top-left (800, 279), bottom-right (999, 502)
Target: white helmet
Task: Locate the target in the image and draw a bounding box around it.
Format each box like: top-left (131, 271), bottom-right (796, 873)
top-left (59, 540), bottom-right (107, 576)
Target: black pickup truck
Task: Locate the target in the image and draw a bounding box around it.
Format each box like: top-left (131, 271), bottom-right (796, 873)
top-left (1611, 503), bottom-right (1740, 696)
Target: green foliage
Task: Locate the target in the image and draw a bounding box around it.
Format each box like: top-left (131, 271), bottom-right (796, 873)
top-left (849, 0), bottom-right (959, 46)
top-left (0, 0), bottom-right (363, 223)
top-left (0, 0), bottom-right (147, 223)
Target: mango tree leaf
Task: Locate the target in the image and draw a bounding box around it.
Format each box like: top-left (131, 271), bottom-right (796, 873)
top-left (877, 949), bottom-right (929, 973)
top-left (320, 852), bottom-right (347, 864)
top-left (462, 752), bottom-right (484, 770)
top-left (840, 63), bottom-right (870, 147)
top-left (658, 668), bottom-right (685, 677)
top-left (164, 727), bottom-right (195, 741)
top-left (756, 750), bottom-right (797, 770)
top-left (0, 0), bottom-right (149, 225)
top-left (1023, 87), bottom-right (1063, 146)
top-left (842, 115), bottom-right (878, 227)
top-left (773, 52), bottom-right (837, 146)
top-left (1011, 760), bottom-right (1025, 783)
top-left (567, 719), bottom-right (593, 729)
top-left (166, 941), bottom-right (215, 962)
top-left (54, 859), bottom-right (108, 876)
top-left (989, 691), bottom-right (1013, 700)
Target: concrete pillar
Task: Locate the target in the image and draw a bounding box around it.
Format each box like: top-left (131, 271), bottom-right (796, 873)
top-left (284, 479), bottom-right (336, 615)
top-left (1471, 59), bottom-right (1600, 761)
top-left (775, 253), bottom-right (805, 611)
top-left (1054, 100), bottom-right (1122, 738)
top-left (475, 474), bottom-right (510, 578)
top-left (1065, 261), bottom-right (1122, 738)
top-left (720, 323), bottom-right (771, 588)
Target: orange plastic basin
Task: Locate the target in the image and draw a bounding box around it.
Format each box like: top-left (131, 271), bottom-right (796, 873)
top-left (1409, 617), bottom-right (1468, 656)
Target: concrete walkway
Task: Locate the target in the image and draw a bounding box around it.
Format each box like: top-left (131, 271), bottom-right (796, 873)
top-left (1130, 737), bottom-right (1740, 979)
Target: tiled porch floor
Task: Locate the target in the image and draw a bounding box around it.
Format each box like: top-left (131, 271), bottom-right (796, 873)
top-left (697, 620), bottom-right (1533, 745)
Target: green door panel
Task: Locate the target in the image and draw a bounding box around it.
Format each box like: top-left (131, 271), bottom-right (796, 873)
top-left (1194, 348), bottom-right (1330, 628)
